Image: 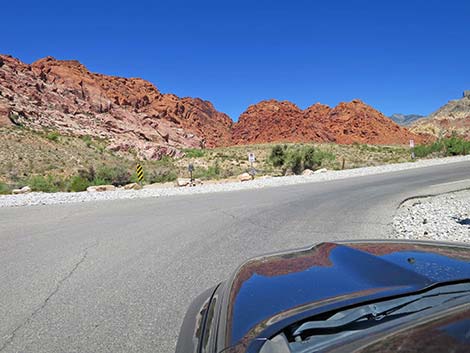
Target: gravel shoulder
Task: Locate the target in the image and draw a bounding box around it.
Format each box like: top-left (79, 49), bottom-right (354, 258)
top-left (392, 189), bottom-right (470, 243)
top-left (2, 154), bottom-right (470, 208)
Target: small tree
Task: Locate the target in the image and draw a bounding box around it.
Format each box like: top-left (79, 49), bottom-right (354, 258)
top-left (270, 145), bottom-right (286, 167)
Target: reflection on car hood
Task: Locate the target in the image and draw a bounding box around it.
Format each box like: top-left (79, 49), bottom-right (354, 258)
top-left (223, 241), bottom-right (470, 347)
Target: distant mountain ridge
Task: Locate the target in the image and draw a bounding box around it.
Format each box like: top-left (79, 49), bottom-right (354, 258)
top-left (389, 113), bottom-right (425, 126)
top-left (410, 91), bottom-right (470, 139)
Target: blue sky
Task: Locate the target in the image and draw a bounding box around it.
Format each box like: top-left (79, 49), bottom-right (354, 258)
top-left (2, 0), bottom-right (469, 120)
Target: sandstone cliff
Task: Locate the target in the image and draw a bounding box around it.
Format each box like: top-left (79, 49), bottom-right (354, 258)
top-left (232, 99), bottom-right (427, 145)
top-left (0, 55), bottom-right (233, 159)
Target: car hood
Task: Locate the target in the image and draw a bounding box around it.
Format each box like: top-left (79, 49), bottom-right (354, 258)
top-left (220, 240), bottom-right (470, 350)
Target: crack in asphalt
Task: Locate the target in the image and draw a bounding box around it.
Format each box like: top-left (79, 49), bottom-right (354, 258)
top-left (216, 209), bottom-right (276, 231)
top-left (0, 242), bottom-right (98, 352)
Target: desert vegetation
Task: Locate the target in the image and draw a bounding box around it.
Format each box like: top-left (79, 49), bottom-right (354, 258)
top-left (0, 127), bottom-right (469, 194)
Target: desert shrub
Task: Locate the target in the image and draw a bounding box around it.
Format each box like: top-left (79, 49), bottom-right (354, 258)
top-left (413, 137), bottom-right (470, 158)
top-left (46, 131), bottom-right (60, 142)
top-left (68, 175), bottom-right (90, 192)
top-left (284, 148), bottom-right (304, 174)
top-left (27, 175), bottom-right (64, 192)
top-left (0, 182), bottom-right (10, 195)
top-left (312, 150), bottom-right (336, 166)
top-left (78, 166), bottom-right (96, 182)
top-left (147, 168), bottom-right (178, 183)
top-left (193, 161), bottom-right (221, 180)
top-left (414, 141), bottom-right (444, 158)
top-left (272, 145), bottom-right (336, 174)
top-left (182, 148), bottom-right (205, 158)
top-left (443, 136), bottom-right (470, 156)
top-left (270, 145), bottom-right (286, 167)
top-left (95, 165), bottom-right (131, 186)
top-left (81, 135), bottom-right (93, 147)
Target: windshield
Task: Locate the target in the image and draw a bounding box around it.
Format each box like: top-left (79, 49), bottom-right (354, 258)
top-left (262, 282), bottom-right (470, 353)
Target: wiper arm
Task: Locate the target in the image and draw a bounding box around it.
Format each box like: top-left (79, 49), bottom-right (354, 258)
top-left (293, 283), bottom-right (470, 337)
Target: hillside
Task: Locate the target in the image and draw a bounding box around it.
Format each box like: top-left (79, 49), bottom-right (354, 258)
top-left (1, 53), bottom-right (433, 163)
top-left (0, 55), bottom-right (233, 160)
top-left (411, 91), bottom-right (470, 139)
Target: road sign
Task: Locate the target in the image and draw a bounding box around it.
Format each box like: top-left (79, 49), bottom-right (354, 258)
top-left (248, 152), bottom-right (255, 163)
top-left (136, 164), bottom-right (144, 182)
top-left (188, 163), bottom-right (194, 183)
top-left (409, 139), bottom-right (415, 148)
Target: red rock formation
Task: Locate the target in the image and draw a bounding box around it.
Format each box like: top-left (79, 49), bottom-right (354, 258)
top-left (232, 99), bottom-right (429, 145)
top-left (325, 99), bottom-right (428, 144)
top-left (1, 53), bottom-right (433, 154)
top-left (0, 55), bottom-right (233, 159)
top-left (231, 100), bottom-right (334, 145)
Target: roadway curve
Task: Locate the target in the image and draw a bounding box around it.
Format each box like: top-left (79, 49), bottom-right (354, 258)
top-left (1, 161), bottom-right (469, 353)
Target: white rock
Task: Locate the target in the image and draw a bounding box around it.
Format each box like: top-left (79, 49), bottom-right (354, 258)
top-left (175, 178), bottom-right (191, 187)
top-left (86, 185), bottom-right (116, 192)
top-left (143, 182), bottom-right (175, 189)
top-left (237, 173), bottom-right (252, 182)
top-left (302, 169), bottom-right (314, 176)
top-left (12, 186), bottom-right (31, 195)
top-left (313, 168), bottom-right (328, 174)
top-left (123, 182), bottom-right (142, 190)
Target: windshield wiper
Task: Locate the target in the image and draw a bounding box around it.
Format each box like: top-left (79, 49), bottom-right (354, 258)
top-left (293, 282), bottom-right (470, 338)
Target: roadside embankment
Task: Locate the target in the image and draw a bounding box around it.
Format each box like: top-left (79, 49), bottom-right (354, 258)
top-left (1, 154), bottom-right (470, 208)
top-left (392, 189), bottom-right (470, 243)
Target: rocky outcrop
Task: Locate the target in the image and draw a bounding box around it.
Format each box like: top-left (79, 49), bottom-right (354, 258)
top-left (0, 53), bottom-right (436, 153)
top-left (389, 113), bottom-right (425, 126)
top-left (325, 99), bottom-right (428, 144)
top-left (232, 100), bottom-right (334, 144)
top-left (232, 99), bottom-right (427, 145)
top-left (0, 55), bottom-right (232, 159)
top-left (411, 92), bottom-right (470, 139)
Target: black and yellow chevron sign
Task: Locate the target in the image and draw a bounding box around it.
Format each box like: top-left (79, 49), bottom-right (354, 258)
top-left (136, 164), bottom-right (144, 182)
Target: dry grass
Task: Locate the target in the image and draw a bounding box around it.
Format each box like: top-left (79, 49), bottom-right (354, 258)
top-left (0, 126), bottom-right (414, 191)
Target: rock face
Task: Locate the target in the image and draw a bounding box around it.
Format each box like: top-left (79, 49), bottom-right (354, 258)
top-left (389, 113), bottom-right (425, 126)
top-left (411, 92), bottom-right (470, 139)
top-left (232, 100), bottom-right (334, 144)
top-left (232, 99), bottom-right (427, 145)
top-left (1, 53), bottom-right (434, 153)
top-left (0, 55), bottom-right (232, 159)
top-left (325, 99), bottom-right (427, 144)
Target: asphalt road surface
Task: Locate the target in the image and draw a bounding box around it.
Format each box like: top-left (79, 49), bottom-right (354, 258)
top-left (1, 161), bottom-right (470, 353)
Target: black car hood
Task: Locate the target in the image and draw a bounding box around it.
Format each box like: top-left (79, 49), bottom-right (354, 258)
top-left (220, 241), bottom-right (470, 350)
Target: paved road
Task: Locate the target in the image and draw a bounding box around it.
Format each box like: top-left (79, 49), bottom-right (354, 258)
top-left (1, 161), bottom-right (469, 353)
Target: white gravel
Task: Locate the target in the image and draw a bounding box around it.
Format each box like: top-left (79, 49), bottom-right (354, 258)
top-left (392, 189), bottom-right (470, 243)
top-left (1, 154), bottom-right (470, 208)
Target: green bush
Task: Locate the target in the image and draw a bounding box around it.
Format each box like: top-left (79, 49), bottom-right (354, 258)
top-left (443, 136), bottom-right (470, 156)
top-left (284, 147), bottom-right (305, 174)
top-left (46, 131), bottom-right (60, 142)
top-left (95, 165), bottom-right (132, 186)
top-left (81, 135), bottom-right (93, 147)
top-left (68, 176), bottom-right (90, 192)
top-left (414, 141), bottom-right (443, 158)
top-left (312, 150), bottom-right (336, 166)
top-left (193, 161), bottom-right (221, 180)
top-left (147, 168), bottom-right (178, 183)
top-left (0, 182), bottom-right (10, 195)
top-left (270, 145), bottom-right (336, 174)
top-left (27, 175), bottom-right (64, 193)
top-left (270, 145), bottom-right (286, 167)
top-left (182, 148), bottom-right (205, 158)
top-left (413, 137), bottom-right (470, 158)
